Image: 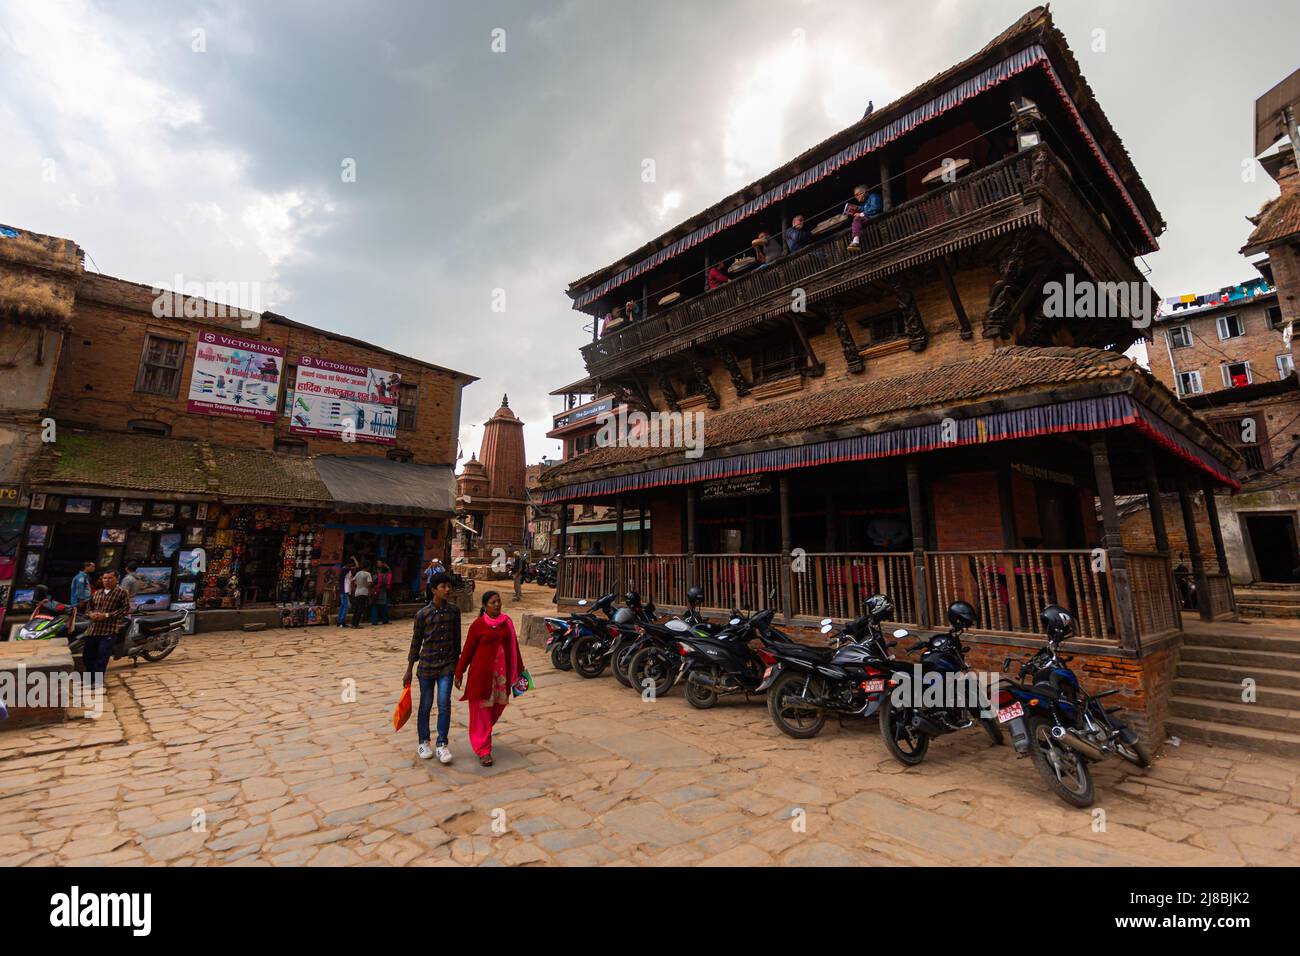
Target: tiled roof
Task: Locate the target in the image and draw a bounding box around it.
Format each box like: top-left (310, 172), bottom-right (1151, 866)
top-left (1241, 187), bottom-right (1300, 253)
top-left (210, 445), bottom-right (332, 503)
top-left (539, 347), bottom-right (1136, 487)
top-left (35, 431), bottom-right (211, 495)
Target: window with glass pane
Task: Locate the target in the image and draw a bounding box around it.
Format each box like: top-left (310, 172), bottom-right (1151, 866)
top-left (398, 383), bottom-right (418, 430)
top-left (135, 335), bottom-right (185, 396)
top-left (1169, 325), bottom-right (1192, 348)
top-left (1216, 314), bottom-right (1244, 339)
top-left (1278, 353), bottom-right (1295, 378)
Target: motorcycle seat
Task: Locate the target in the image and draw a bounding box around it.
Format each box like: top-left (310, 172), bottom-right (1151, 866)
top-left (765, 639), bottom-right (835, 662)
top-left (137, 611), bottom-right (186, 632)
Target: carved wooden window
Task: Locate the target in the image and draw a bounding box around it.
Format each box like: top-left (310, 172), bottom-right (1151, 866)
top-left (135, 334), bottom-right (185, 396)
top-left (860, 310), bottom-right (906, 345)
top-left (1207, 414), bottom-right (1269, 471)
top-left (398, 383), bottom-right (419, 430)
top-left (751, 334), bottom-right (803, 382)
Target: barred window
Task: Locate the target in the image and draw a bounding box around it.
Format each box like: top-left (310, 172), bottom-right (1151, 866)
top-left (398, 383), bottom-right (419, 430)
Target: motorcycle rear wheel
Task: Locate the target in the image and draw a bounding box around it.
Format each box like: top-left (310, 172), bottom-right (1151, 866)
top-left (880, 696), bottom-right (930, 766)
top-left (569, 635), bottom-right (608, 679)
top-left (767, 671), bottom-right (826, 739)
top-left (1027, 716), bottom-right (1095, 807)
top-left (550, 642), bottom-right (573, 671)
top-left (141, 638), bottom-right (179, 663)
top-left (1115, 735), bottom-right (1152, 768)
top-left (685, 669), bottom-right (719, 709)
top-left (628, 646), bottom-right (678, 698)
top-left (980, 717), bottom-right (1004, 746)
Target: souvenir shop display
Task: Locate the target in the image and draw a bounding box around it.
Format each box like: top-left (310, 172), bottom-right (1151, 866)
top-left (278, 601), bottom-right (326, 628)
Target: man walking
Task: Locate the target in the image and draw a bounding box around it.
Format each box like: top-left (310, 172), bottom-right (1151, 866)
top-left (403, 572), bottom-right (460, 764)
top-left (82, 569), bottom-right (129, 685)
top-left (350, 562), bottom-right (373, 628)
top-left (511, 551), bottom-right (524, 602)
top-left (70, 561), bottom-right (95, 609)
top-left (336, 557), bottom-right (357, 627)
top-left (371, 559), bottom-right (392, 625)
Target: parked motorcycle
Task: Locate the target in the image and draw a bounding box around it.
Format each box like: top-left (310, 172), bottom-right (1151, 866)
top-left (677, 605), bottom-right (777, 709)
top-left (543, 592), bottom-right (616, 671)
top-left (757, 594), bottom-right (900, 738)
top-left (68, 609), bottom-right (189, 666)
top-left (996, 605), bottom-right (1151, 807)
top-left (878, 600), bottom-right (1003, 766)
top-left (622, 588), bottom-right (723, 697)
top-left (569, 595), bottom-right (650, 679)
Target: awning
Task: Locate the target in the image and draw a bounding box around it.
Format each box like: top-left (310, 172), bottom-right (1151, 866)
top-left (554, 520), bottom-right (650, 535)
top-left (312, 456), bottom-right (455, 517)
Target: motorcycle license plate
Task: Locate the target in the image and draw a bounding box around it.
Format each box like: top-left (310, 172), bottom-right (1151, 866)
top-left (865, 679), bottom-right (885, 693)
top-left (997, 702), bottom-right (1024, 723)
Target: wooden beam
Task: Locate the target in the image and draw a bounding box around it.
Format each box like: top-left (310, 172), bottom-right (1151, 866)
top-left (936, 256), bottom-right (973, 340)
top-left (906, 457), bottom-right (930, 628)
top-left (788, 314), bottom-right (824, 377)
top-left (1177, 478), bottom-right (1213, 622)
top-left (1092, 435), bottom-right (1141, 653)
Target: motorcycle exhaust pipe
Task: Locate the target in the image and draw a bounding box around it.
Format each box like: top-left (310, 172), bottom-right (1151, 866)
top-left (688, 671), bottom-right (717, 687)
top-left (1050, 725), bottom-right (1105, 761)
top-left (908, 712), bottom-right (947, 737)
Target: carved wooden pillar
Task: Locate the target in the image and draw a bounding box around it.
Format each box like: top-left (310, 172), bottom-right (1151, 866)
top-left (885, 276), bottom-right (929, 352)
top-left (655, 368), bottom-right (681, 412)
top-left (1201, 476), bottom-right (1235, 612)
top-left (779, 474), bottom-right (793, 623)
top-left (720, 350), bottom-right (752, 396)
top-left (558, 502), bottom-right (569, 592)
top-left (688, 353), bottom-right (720, 409)
top-left (615, 496), bottom-right (625, 596)
top-left (906, 457), bottom-right (931, 629)
top-left (1091, 435), bottom-right (1140, 653)
top-left (685, 484), bottom-right (697, 590)
top-left (1144, 449), bottom-right (1181, 622)
top-left (1177, 477), bottom-right (1213, 622)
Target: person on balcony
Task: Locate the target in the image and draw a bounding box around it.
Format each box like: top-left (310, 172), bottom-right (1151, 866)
top-left (707, 264), bottom-right (731, 289)
top-left (602, 305), bottom-right (627, 336)
top-left (785, 215), bottom-right (812, 254)
top-left (846, 185), bottom-right (883, 250)
top-left (752, 230), bottom-right (784, 267)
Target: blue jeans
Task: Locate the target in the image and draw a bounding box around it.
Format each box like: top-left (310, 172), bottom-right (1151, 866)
top-left (336, 593), bottom-right (350, 626)
top-left (417, 673), bottom-right (453, 747)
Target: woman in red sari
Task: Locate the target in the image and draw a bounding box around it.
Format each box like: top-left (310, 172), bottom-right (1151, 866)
top-left (454, 591), bottom-right (525, 766)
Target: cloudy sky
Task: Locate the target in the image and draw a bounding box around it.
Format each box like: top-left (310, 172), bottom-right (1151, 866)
top-left (2, 0), bottom-right (1298, 463)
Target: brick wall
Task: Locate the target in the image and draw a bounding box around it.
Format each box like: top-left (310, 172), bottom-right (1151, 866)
top-left (930, 471), bottom-right (1004, 550)
top-left (47, 275), bottom-right (467, 466)
top-left (1120, 493), bottom-right (1217, 566)
top-left (649, 493), bottom-right (683, 553)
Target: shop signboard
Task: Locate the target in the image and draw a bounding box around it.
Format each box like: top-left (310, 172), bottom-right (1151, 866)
top-left (288, 356), bottom-right (400, 444)
top-left (699, 473), bottom-right (772, 500)
top-left (186, 332), bottom-right (285, 423)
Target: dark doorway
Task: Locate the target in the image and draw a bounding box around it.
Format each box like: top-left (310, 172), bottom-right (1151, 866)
top-left (47, 524), bottom-right (101, 602)
top-left (1244, 514), bottom-right (1300, 582)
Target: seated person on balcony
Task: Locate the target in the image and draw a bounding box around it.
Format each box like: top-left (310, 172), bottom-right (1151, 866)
top-left (846, 185), bottom-right (883, 249)
top-left (785, 215), bottom-right (812, 254)
top-left (751, 230), bottom-right (784, 268)
top-left (602, 305), bottom-right (627, 335)
top-left (624, 299), bottom-right (641, 323)
top-left (707, 264), bottom-right (731, 289)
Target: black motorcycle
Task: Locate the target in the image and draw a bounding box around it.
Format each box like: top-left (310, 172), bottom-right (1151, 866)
top-left (996, 605), bottom-right (1151, 807)
top-left (878, 600), bottom-right (1003, 766)
top-left (569, 592), bottom-right (654, 680)
top-left (677, 606), bottom-right (776, 709)
top-left (757, 594), bottom-right (900, 739)
top-left (623, 588), bottom-right (718, 697)
top-left (543, 592), bottom-right (616, 671)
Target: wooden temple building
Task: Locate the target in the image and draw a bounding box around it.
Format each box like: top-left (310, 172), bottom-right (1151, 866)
top-left (536, 7), bottom-right (1242, 740)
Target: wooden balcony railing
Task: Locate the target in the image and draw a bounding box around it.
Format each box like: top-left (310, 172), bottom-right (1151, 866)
top-left (789, 552), bottom-right (916, 624)
top-left (557, 547), bottom-right (1196, 649)
top-left (580, 146), bottom-right (1041, 376)
top-left (1203, 572), bottom-right (1235, 620)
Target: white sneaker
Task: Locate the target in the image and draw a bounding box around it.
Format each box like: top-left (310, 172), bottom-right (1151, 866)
top-left (417, 742), bottom-right (434, 760)
top-left (435, 744), bottom-right (453, 765)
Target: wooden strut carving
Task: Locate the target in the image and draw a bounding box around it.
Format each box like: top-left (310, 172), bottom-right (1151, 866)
top-left (788, 315), bottom-right (825, 376)
top-left (884, 276), bottom-right (929, 352)
top-left (984, 233), bottom-right (1030, 338)
top-left (688, 353), bottom-right (721, 409)
top-left (823, 304), bottom-right (864, 373)
top-left (720, 350), bottom-right (752, 395)
top-left (655, 368), bottom-right (682, 412)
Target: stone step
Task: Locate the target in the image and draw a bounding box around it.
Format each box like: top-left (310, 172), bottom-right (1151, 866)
top-left (1180, 644), bottom-right (1300, 671)
top-left (1185, 629), bottom-right (1300, 653)
top-left (1237, 603), bottom-right (1300, 619)
top-left (1177, 660), bottom-right (1300, 691)
top-left (1236, 582), bottom-right (1300, 593)
top-left (1163, 715), bottom-right (1300, 759)
top-left (1173, 676), bottom-right (1300, 709)
top-left (1168, 695), bottom-right (1300, 735)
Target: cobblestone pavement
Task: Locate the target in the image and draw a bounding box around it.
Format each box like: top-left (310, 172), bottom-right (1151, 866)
top-left (2, 585), bottom-right (1298, 866)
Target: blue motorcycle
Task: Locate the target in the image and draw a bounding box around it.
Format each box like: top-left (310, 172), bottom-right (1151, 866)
top-left (997, 605), bottom-right (1152, 808)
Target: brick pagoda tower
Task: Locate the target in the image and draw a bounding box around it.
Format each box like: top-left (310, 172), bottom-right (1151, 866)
top-left (456, 394), bottom-right (527, 562)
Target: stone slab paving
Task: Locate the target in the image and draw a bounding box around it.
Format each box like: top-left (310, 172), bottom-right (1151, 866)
top-left (1, 585), bottom-right (1298, 866)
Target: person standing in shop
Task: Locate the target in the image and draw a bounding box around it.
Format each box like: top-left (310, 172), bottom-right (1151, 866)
top-left (350, 562), bottom-right (373, 628)
top-left (337, 556), bottom-right (358, 627)
top-left (371, 559), bottom-right (392, 625)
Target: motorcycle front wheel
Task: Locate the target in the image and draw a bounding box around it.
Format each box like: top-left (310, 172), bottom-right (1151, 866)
top-left (879, 696), bottom-right (930, 766)
top-left (767, 671), bottom-right (826, 739)
top-left (569, 635), bottom-right (608, 679)
top-left (1027, 716), bottom-right (1095, 807)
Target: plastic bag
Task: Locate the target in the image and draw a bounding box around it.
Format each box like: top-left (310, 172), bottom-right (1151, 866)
top-left (393, 683), bottom-right (412, 732)
top-left (511, 669), bottom-right (534, 698)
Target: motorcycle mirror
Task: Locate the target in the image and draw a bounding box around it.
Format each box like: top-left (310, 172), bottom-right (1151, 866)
top-left (820, 623), bottom-right (834, 635)
top-left (819, 618), bottom-right (833, 627)
top-left (729, 618), bottom-right (741, 626)
top-left (578, 599), bottom-right (588, 606)
top-left (892, 628), bottom-right (909, 639)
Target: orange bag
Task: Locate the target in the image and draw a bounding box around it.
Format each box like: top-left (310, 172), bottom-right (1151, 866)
top-left (393, 683), bottom-right (412, 732)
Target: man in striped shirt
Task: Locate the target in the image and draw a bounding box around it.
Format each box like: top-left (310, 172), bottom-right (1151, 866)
top-left (404, 573), bottom-right (461, 763)
top-left (83, 570), bottom-right (130, 683)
